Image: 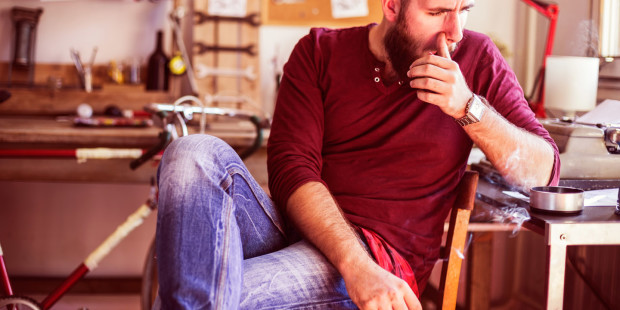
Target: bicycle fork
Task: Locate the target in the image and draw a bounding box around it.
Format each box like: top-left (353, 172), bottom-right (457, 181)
top-left (0, 243), bottom-right (14, 297)
top-left (0, 192), bottom-right (157, 310)
top-left (39, 197), bottom-right (157, 310)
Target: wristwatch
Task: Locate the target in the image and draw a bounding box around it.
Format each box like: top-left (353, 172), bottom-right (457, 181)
top-left (456, 94), bottom-right (486, 126)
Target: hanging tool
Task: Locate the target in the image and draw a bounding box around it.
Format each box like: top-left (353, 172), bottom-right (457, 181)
top-left (194, 12), bottom-right (260, 27)
top-left (170, 6), bottom-right (199, 95)
top-left (70, 47), bottom-right (97, 90)
top-left (8, 7), bottom-right (43, 86)
top-left (84, 46), bottom-right (97, 92)
top-left (194, 64), bottom-right (256, 80)
top-left (69, 48), bottom-right (85, 88)
top-left (194, 42), bottom-right (256, 56)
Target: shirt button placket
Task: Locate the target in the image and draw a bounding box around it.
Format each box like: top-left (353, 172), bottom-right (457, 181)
top-left (374, 67), bottom-right (381, 83)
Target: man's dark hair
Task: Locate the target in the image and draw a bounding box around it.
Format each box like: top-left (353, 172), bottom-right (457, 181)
top-left (401, 0), bottom-right (411, 10)
top-left (397, 0), bottom-right (411, 20)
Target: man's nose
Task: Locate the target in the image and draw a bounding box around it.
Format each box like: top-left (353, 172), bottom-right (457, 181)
top-left (443, 12), bottom-right (464, 44)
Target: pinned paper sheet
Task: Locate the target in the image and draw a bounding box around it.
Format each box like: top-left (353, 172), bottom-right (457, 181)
top-left (331, 0), bottom-right (369, 18)
top-left (584, 188), bottom-right (619, 207)
top-left (576, 99), bottom-right (620, 125)
top-left (208, 0), bottom-right (247, 17)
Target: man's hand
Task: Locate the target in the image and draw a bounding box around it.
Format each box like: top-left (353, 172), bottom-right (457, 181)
top-left (410, 34), bottom-right (555, 189)
top-left (407, 32), bottom-right (472, 119)
top-left (341, 257), bottom-right (422, 310)
top-left (287, 182), bottom-right (422, 310)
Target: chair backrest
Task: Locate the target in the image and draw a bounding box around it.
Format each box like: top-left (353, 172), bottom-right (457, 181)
top-left (438, 170), bottom-right (478, 310)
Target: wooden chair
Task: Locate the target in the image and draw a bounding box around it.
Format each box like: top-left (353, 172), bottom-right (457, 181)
top-left (433, 170), bottom-right (479, 310)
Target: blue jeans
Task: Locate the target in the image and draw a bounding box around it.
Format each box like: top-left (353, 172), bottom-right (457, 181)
top-left (155, 134), bottom-right (358, 309)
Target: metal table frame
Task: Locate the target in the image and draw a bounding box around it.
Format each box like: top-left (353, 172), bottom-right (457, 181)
top-left (537, 207), bottom-right (620, 309)
top-left (475, 179), bottom-right (620, 310)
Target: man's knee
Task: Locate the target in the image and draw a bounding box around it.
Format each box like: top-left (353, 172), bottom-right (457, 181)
top-left (157, 135), bottom-right (237, 216)
top-left (162, 134), bottom-right (239, 166)
top-left (165, 134), bottom-right (231, 158)
top-left (158, 134), bottom-right (240, 186)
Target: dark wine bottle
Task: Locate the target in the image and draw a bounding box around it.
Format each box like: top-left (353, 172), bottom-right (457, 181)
top-left (146, 30), bottom-right (170, 91)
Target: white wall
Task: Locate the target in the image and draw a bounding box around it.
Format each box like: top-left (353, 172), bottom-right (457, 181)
top-left (259, 25), bottom-right (310, 115)
top-left (0, 0), bottom-right (172, 65)
top-left (466, 0), bottom-right (519, 67)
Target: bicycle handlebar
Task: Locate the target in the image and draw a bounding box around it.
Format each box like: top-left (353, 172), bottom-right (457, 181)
top-left (129, 103), bottom-right (265, 169)
top-left (129, 131), bottom-right (171, 170)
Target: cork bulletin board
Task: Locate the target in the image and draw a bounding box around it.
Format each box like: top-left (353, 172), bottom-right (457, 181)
top-left (261, 0), bottom-right (382, 27)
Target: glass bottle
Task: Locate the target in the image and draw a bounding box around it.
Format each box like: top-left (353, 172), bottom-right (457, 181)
top-left (146, 30), bottom-right (169, 91)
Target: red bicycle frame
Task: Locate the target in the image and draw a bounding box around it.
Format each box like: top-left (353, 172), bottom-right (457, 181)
top-left (0, 192), bottom-right (157, 310)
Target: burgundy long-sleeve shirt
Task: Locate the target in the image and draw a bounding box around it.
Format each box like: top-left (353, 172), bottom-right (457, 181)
top-left (267, 25), bottom-right (560, 289)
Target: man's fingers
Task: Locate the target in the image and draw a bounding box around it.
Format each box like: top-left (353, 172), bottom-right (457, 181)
top-left (402, 286), bottom-right (422, 310)
top-left (408, 62), bottom-right (445, 78)
top-left (416, 89), bottom-right (442, 106)
top-left (409, 54), bottom-right (454, 71)
top-left (409, 77), bottom-right (448, 95)
top-left (391, 299), bottom-right (409, 310)
top-left (408, 64), bottom-right (453, 84)
top-left (436, 32), bottom-right (451, 60)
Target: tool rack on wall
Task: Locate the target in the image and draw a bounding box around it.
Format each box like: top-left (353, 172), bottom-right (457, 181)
top-left (192, 0), bottom-right (261, 117)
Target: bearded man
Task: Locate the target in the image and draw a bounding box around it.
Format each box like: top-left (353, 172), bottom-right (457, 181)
top-left (154, 0), bottom-right (560, 309)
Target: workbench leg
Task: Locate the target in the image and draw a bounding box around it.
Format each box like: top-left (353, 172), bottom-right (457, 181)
top-left (466, 232), bottom-right (492, 310)
top-left (545, 244), bottom-right (567, 310)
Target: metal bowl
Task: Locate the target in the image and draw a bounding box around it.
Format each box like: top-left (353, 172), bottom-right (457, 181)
top-left (530, 186), bottom-right (584, 214)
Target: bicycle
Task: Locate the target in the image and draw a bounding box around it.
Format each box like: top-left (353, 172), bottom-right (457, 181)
top-left (139, 95), bottom-right (267, 310)
top-left (0, 95), bottom-right (265, 310)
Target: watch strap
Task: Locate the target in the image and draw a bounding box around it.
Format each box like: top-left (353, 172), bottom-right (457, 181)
top-left (456, 95), bottom-right (478, 126)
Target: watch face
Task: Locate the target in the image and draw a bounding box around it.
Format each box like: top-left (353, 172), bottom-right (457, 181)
top-left (469, 96), bottom-right (485, 120)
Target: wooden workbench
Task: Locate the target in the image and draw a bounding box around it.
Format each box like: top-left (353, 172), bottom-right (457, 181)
top-left (0, 116), bottom-right (267, 184)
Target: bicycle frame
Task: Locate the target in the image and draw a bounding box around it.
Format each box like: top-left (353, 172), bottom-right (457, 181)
top-left (0, 185), bottom-right (157, 310)
top-left (0, 95), bottom-right (264, 309)
top-left (0, 245), bottom-right (13, 297)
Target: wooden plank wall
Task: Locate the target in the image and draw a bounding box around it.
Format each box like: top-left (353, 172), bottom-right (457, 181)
top-left (193, 0), bottom-right (262, 115)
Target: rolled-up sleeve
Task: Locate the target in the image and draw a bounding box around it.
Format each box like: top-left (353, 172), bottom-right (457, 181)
top-left (466, 33), bottom-right (561, 186)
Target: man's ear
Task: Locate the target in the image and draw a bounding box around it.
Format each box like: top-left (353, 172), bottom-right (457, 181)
top-left (381, 0), bottom-right (400, 23)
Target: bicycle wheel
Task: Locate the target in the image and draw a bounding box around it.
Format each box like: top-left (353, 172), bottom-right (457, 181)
top-left (141, 238), bottom-right (158, 310)
top-left (0, 296), bottom-right (41, 310)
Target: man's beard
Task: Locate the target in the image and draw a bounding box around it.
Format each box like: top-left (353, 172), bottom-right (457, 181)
top-left (383, 13), bottom-right (423, 81)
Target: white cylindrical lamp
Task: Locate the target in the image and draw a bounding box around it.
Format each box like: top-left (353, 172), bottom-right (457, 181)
top-left (544, 56), bottom-right (600, 118)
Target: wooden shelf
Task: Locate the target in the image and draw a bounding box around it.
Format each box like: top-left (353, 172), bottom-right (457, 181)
top-left (0, 84), bottom-right (172, 116)
top-left (0, 62), bottom-right (175, 116)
